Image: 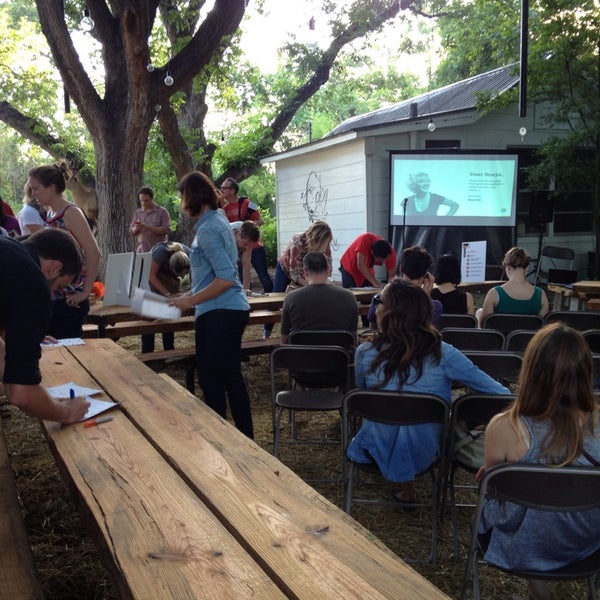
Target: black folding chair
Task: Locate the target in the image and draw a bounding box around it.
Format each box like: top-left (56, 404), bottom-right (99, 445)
top-left (269, 345), bottom-right (351, 464)
top-left (482, 314), bottom-right (544, 335)
top-left (545, 311), bottom-right (600, 331)
top-left (447, 393), bottom-right (515, 562)
top-left (462, 463), bottom-right (600, 600)
top-left (442, 328), bottom-right (505, 352)
top-left (504, 329), bottom-right (537, 353)
top-left (584, 330), bottom-right (600, 354)
top-left (288, 329), bottom-right (356, 355)
top-left (438, 314), bottom-right (478, 329)
top-left (462, 351), bottom-right (522, 387)
top-left (342, 389), bottom-right (450, 563)
top-left (535, 245), bottom-right (575, 285)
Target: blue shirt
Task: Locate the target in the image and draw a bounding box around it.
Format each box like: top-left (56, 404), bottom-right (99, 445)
top-left (347, 341), bottom-right (510, 482)
top-left (190, 209), bottom-right (249, 318)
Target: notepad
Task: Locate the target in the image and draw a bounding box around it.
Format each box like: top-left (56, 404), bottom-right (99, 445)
top-left (46, 381), bottom-right (119, 421)
top-left (130, 287), bottom-right (182, 320)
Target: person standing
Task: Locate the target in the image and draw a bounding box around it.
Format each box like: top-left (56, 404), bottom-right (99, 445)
top-left (230, 220), bottom-right (261, 292)
top-left (171, 171), bottom-right (253, 439)
top-left (280, 251), bottom-right (359, 344)
top-left (0, 229), bottom-right (89, 423)
top-left (28, 161), bottom-right (101, 339)
top-left (17, 183), bottom-right (45, 237)
top-left (0, 197), bottom-right (21, 237)
top-left (220, 177), bottom-right (273, 294)
top-left (340, 232), bottom-right (397, 289)
top-left (141, 241), bottom-right (191, 354)
top-left (130, 186), bottom-right (171, 252)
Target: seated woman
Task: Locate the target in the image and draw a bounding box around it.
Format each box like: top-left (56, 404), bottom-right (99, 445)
top-left (431, 253), bottom-right (475, 315)
top-left (478, 247), bottom-right (548, 326)
top-left (478, 323), bottom-right (600, 600)
top-left (347, 280), bottom-right (510, 503)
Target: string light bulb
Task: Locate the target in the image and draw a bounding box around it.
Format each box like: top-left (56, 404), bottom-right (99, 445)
top-left (146, 62), bottom-right (155, 72)
top-left (164, 73), bottom-right (174, 86)
top-left (427, 119), bottom-right (436, 132)
top-left (519, 126), bottom-right (527, 141)
top-left (80, 8), bottom-right (95, 32)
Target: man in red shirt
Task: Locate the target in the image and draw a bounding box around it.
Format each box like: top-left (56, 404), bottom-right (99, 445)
top-left (340, 232), bottom-right (397, 289)
top-left (219, 178), bottom-right (273, 293)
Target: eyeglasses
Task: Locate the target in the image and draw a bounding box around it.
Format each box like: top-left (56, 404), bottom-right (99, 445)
top-left (373, 294), bottom-right (383, 306)
top-left (220, 186), bottom-right (233, 191)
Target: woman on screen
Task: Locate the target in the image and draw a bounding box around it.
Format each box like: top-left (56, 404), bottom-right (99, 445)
top-left (405, 172), bottom-right (459, 217)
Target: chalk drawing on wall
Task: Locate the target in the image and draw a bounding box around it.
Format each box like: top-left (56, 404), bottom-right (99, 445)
top-left (300, 171), bottom-right (328, 223)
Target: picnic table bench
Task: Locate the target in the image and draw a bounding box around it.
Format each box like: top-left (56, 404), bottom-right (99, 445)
top-left (39, 339), bottom-right (449, 599)
top-left (0, 417), bottom-right (45, 599)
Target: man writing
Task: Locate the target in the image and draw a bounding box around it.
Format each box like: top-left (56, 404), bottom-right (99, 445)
top-left (0, 229), bottom-right (90, 422)
top-left (340, 232), bottom-right (397, 289)
top-left (280, 251), bottom-right (359, 344)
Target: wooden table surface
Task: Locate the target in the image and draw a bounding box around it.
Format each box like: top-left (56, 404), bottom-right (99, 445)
top-left (39, 339), bottom-right (447, 599)
top-left (87, 289), bottom-right (377, 327)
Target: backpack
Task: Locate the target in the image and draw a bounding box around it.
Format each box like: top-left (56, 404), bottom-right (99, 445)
top-left (452, 422), bottom-right (485, 471)
top-left (237, 196), bottom-right (259, 221)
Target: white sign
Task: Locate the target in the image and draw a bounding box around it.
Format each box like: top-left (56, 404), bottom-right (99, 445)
top-left (461, 241), bottom-right (487, 283)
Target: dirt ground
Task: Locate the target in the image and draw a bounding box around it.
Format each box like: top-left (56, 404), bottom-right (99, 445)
top-left (1, 319), bottom-right (588, 600)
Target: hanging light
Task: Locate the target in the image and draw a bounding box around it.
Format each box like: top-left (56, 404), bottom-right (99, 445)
top-left (427, 119), bottom-right (436, 132)
top-left (519, 126), bottom-right (527, 141)
top-left (164, 73), bottom-right (174, 86)
top-left (146, 62), bottom-right (155, 72)
top-left (80, 8), bottom-right (95, 32)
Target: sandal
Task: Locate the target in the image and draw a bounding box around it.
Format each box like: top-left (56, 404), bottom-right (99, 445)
top-left (389, 491), bottom-right (419, 511)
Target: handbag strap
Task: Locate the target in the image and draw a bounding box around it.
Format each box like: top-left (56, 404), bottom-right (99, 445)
top-left (581, 449), bottom-right (600, 467)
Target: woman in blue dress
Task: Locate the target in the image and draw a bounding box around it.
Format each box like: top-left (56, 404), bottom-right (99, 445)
top-left (347, 280), bottom-right (510, 502)
top-left (478, 323), bottom-right (600, 600)
top-left (171, 171), bottom-right (253, 438)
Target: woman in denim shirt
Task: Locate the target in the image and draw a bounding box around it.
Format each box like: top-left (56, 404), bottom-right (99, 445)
top-left (171, 172), bottom-right (253, 438)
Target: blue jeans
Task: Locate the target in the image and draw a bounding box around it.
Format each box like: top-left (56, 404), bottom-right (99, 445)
top-left (264, 261), bottom-right (290, 337)
top-left (251, 247), bottom-right (273, 293)
top-left (340, 265), bottom-right (370, 327)
top-left (195, 309), bottom-right (253, 438)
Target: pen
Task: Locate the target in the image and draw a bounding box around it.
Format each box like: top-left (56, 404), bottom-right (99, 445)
top-left (83, 415), bottom-right (114, 428)
top-left (69, 388), bottom-right (75, 399)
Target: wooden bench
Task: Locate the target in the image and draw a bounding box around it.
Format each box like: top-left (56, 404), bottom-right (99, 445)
top-left (39, 340), bottom-right (449, 599)
top-left (138, 338), bottom-right (281, 392)
top-left (0, 418), bottom-right (44, 599)
top-left (82, 310), bottom-right (283, 339)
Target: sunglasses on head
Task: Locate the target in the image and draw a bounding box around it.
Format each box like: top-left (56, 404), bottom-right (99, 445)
top-left (373, 294), bottom-right (383, 306)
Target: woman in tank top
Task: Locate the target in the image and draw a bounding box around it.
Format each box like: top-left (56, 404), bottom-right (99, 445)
top-left (478, 323), bottom-right (600, 600)
top-left (431, 253), bottom-right (475, 315)
top-left (477, 246), bottom-right (548, 326)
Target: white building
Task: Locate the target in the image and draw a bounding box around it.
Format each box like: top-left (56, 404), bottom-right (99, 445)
top-left (262, 65), bottom-right (593, 281)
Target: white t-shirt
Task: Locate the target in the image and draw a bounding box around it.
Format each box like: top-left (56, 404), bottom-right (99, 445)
top-left (17, 204), bottom-right (45, 236)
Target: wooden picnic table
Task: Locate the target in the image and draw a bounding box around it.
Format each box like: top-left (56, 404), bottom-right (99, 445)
top-left (85, 289), bottom-right (377, 338)
top-left (39, 339), bottom-right (448, 599)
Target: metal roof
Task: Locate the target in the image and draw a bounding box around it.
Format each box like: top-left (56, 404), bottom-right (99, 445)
top-left (326, 64), bottom-right (520, 137)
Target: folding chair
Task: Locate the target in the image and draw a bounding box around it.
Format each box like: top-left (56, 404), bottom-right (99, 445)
top-left (462, 351), bottom-right (522, 387)
top-left (535, 245), bottom-right (575, 286)
top-left (544, 311), bottom-right (600, 331)
top-left (438, 314), bottom-right (478, 330)
top-left (583, 330), bottom-right (600, 354)
top-left (442, 328), bottom-right (505, 352)
top-left (288, 329), bottom-right (356, 353)
top-left (482, 313), bottom-right (544, 335)
top-left (269, 345), bottom-right (351, 461)
top-left (342, 389), bottom-right (450, 563)
top-left (485, 264), bottom-right (505, 281)
top-left (504, 329), bottom-right (537, 353)
top-left (462, 463), bottom-right (600, 600)
top-left (447, 393), bottom-right (515, 562)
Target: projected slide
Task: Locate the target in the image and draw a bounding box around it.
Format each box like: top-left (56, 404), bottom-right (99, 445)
top-left (390, 152), bottom-right (518, 227)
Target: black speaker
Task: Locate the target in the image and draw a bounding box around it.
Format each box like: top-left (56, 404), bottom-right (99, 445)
top-left (528, 190), bottom-right (554, 224)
